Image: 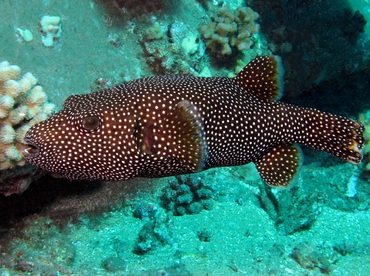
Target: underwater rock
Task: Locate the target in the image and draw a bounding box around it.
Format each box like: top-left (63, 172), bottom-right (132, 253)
top-left (197, 229), bottom-right (212, 242)
top-left (133, 202), bottom-right (159, 221)
top-left (135, 263), bottom-right (192, 276)
top-left (257, 184), bottom-right (322, 235)
top-left (96, 0), bottom-right (163, 18)
top-left (0, 165), bottom-right (42, 196)
top-left (333, 241), bottom-right (356, 256)
top-left (302, 162), bottom-right (369, 212)
top-left (291, 242), bottom-right (331, 274)
top-left (133, 205), bottom-right (173, 255)
top-left (101, 256), bottom-right (127, 272)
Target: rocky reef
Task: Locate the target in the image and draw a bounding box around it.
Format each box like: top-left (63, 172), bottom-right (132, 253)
top-left (358, 111), bottom-right (370, 178)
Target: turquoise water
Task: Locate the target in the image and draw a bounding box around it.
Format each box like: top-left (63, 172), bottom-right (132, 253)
top-left (0, 0), bottom-right (369, 275)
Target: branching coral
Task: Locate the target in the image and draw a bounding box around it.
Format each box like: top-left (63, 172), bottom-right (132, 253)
top-left (0, 61), bottom-right (55, 170)
top-left (199, 5), bottom-right (260, 58)
top-left (161, 175), bottom-right (216, 216)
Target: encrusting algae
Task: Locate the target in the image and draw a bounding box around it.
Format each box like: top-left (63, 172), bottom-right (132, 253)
top-left (23, 56), bottom-right (364, 188)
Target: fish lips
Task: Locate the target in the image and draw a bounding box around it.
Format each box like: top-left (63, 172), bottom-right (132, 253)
top-left (23, 138), bottom-right (40, 158)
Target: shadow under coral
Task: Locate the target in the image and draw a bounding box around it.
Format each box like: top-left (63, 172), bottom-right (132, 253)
top-left (0, 173), bottom-right (153, 242)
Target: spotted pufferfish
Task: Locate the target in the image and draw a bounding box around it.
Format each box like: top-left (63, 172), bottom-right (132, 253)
top-left (23, 56), bottom-right (364, 187)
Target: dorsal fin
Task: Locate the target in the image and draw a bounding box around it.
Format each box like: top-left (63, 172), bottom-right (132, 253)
top-left (234, 55), bottom-right (284, 102)
top-left (134, 100), bottom-right (207, 172)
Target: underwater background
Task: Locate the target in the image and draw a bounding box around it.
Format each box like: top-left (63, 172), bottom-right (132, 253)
top-left (0, 0), bottom-right (370, 275)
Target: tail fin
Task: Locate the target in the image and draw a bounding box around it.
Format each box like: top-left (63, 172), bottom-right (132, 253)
top-left (299, 108), bottom-right (364, 164)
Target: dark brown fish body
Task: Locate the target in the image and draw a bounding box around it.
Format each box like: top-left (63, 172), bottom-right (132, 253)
top-left (23, 56), bottom-right (364, 187)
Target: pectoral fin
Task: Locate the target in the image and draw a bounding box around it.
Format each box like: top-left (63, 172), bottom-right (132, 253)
top-left (134, 100), bottom-right (207, 172)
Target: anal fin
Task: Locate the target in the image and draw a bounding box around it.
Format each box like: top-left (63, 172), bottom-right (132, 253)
top-left (254, 144), bottom-right (302, 188)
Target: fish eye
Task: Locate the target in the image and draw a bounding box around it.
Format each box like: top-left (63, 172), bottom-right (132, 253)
top-left (82, 115), bottom-right (100, 131)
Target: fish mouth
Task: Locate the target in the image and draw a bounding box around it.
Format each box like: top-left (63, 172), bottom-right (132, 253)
top-left (23, 140), bottom-right (40, 157)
